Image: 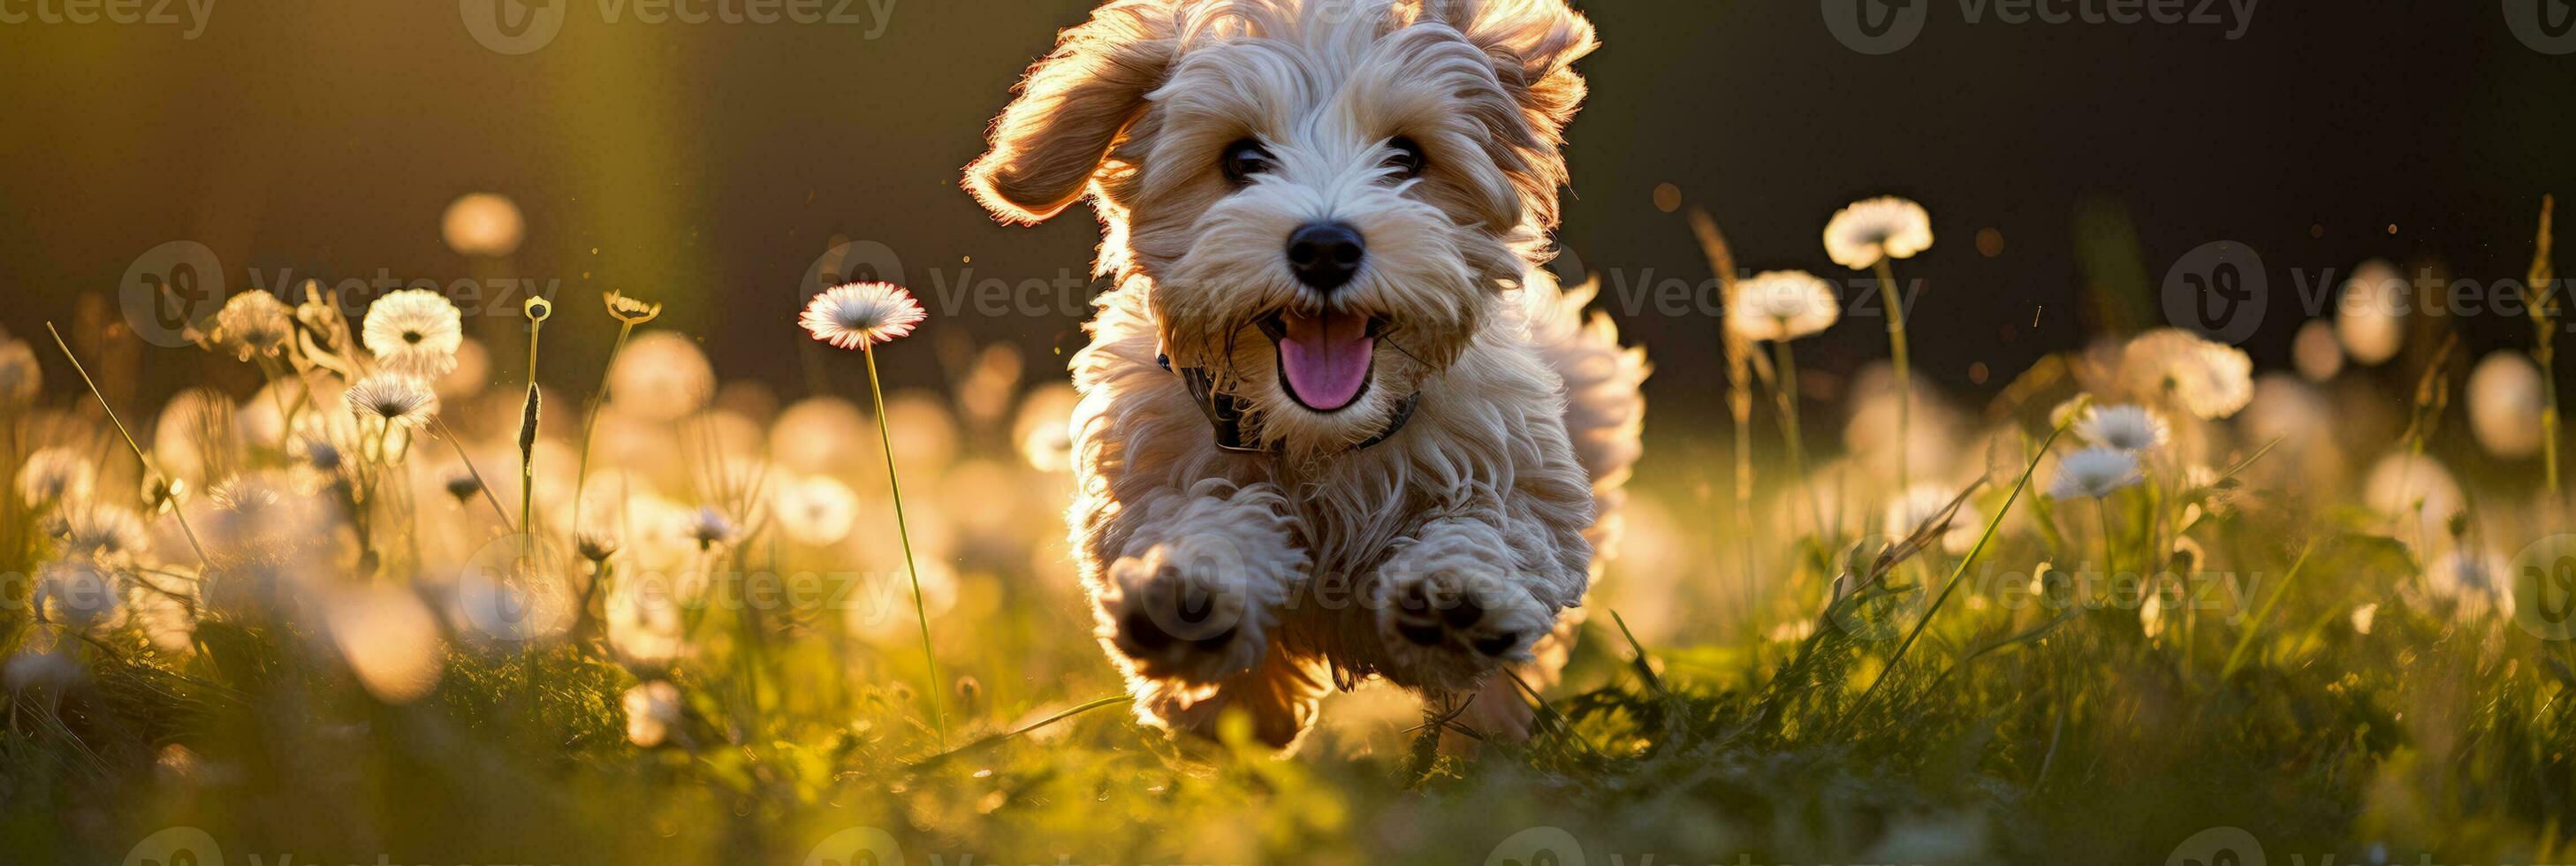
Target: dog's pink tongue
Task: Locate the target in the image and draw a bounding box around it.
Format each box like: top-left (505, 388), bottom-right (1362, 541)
top-left (1277, 309), bottom-right (1372, 411)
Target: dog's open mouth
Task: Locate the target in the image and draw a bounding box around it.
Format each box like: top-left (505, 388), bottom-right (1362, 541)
top-left (1258, 309), bottom-right (1384, 413)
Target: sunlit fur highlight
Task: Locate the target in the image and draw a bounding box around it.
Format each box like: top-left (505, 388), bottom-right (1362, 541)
top-left (965, 0), bottom-right (1643, 750)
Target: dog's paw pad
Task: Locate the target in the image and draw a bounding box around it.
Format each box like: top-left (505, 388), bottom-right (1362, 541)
top-left (1376, 569), bottom-right (1549, 682)
top-left (1103, 551), bottom-right (1270, 684)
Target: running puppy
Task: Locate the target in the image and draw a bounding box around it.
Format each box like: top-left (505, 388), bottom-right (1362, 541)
top-left (964, 0), bottom-right (1644, 749)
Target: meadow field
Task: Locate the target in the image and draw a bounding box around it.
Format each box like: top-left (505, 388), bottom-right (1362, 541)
top-left (2, 194), bottom-right (2571, 866)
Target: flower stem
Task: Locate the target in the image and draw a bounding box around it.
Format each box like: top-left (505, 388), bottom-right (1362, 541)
top-left (45, 323), bottom-right (210, 568)
top-left (867, 346), bottom-right (946, 748)
top-left (570, 320), bottom-right (640, 540)
top-left (1873, 259), bottom-right (1912, 492)
top-left (1772, 339), bottom-right (1829, 541)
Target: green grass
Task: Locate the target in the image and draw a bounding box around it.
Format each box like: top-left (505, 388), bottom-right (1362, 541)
top-left (3, 307), bottom-right (2572, 866)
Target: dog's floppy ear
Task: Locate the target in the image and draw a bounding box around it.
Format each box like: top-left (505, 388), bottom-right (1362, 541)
top-left (964, 0), bottom-right (1180, 225)
top-left (1417, 0), bottom-right (1598, 141)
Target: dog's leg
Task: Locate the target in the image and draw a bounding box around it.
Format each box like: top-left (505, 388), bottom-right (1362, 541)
top-left (1369, 514), bottom-right (1582, 696)
top-left (1094, 479), bottom-right (1307, 690)
top-left (1138, 643), bottom-right (1331, 751)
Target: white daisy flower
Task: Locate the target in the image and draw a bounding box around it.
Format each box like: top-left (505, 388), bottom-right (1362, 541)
top-left (346, 373), bottom-right (441, 429)
top-left (1727, 270), bottom-right (1842, 341)
top-left (623, 680), bottom-right (685, 747)
top-left (2120, 328), bottom-right (2254, 420)
top-left (16, 447), bottom-right (95, 506)
top-left (35, 558), bottom-right (123, 632)
top-left (799, 282), bottom-right (927, 351)
top-left (2073, 404), bottom-right (2171, 452)
top-left (2467, 350), bottom-right (2545, 460)
top-left (1823, 196), bottom-right (1934, 270)
top-left (214, 290), bottom-right (294, 361)
top-left (361, 289), bottom-right (464, 378)
top-left (772, 475), bottom-right (860, 547)
top-left (2048, 447), bottom-right (2142, 500)
top-left (0, 338), bottom-right (39, 409)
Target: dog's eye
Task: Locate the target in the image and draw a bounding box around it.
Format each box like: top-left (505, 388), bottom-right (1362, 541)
top-left (1383, 137), bottom-right (1426, 180)
top-left (1220, 140), bottom-right (1273, 186)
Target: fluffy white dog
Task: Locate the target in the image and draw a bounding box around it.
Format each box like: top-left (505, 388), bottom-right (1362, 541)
top-left (964, 0), bottom-right (1645, 749)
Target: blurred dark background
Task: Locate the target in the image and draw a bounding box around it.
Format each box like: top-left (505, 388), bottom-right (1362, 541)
top-left (1, 0), bottom-right (2570, 429)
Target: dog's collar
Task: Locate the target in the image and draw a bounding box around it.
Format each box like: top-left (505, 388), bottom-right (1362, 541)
top-left (1157, 353), bottom-right (1419, 454)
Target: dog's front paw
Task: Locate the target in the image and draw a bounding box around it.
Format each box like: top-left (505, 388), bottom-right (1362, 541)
top-left (1372, 526), bottom-right (1561, 690)
top-left (1099, 535), bottom-right (1289, 686)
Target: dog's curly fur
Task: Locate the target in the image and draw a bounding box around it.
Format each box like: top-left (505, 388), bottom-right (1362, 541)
top-left (965, 0), bottom-right (1645, 750)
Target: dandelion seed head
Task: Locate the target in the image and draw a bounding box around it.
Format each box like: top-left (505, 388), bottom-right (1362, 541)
top-left (2335, 260), bottom-right (2406, 366)
top-left (799, 282), bottom-right (927, 351)
top-left (2120, 328), bottom-right (2253, 420)
top-left (1824, 196), bottom-right (1934, 270)
top-left (2073, 404), bottom-right (2171, 452)
top-left (772, 475), bottom-right (859, 547)
top-left (17, 447), bottom-right (95, 506)
top-left (678, 505), bottom-right (739, 551)
top-left (0, 339), bottom-right (39, 408)
top-left (1013, 384), bottom-right (1082, 475)
top-left (2428, 547), bottom-right (2512, 620)
top-left (214, 291), bottom-right (294, 361)
top-left (440, 192), bottom-right (524, 258)
top-left (361, 289), bottom-right (464, 379)
top-left (2467, 350), bottom-right (2545, 460)
top-left (2048, 447), bottom-right (2142, 500)
top-left (1727, 270), bottom-right (1841, 341)
top-left (576, 528), bottom-right (621, 563)
top-left (49, 504), bottom-right (150, 562)
top-left (2291, 319), bottom-right (2344, 382)
top-left (608, 331), bottom-right (715, 422)
top-left (1883, 483), bottom-right (1980, 555)
top-left (35, 558), bottom-right (124, 632)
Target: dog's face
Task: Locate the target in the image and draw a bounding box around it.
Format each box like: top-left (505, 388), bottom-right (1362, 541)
top-left (968, 0), bottom-right (1595, 453)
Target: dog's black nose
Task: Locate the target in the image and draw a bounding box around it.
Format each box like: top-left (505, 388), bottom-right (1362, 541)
top-left (1286, 223), bottom-right (1364, 292)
